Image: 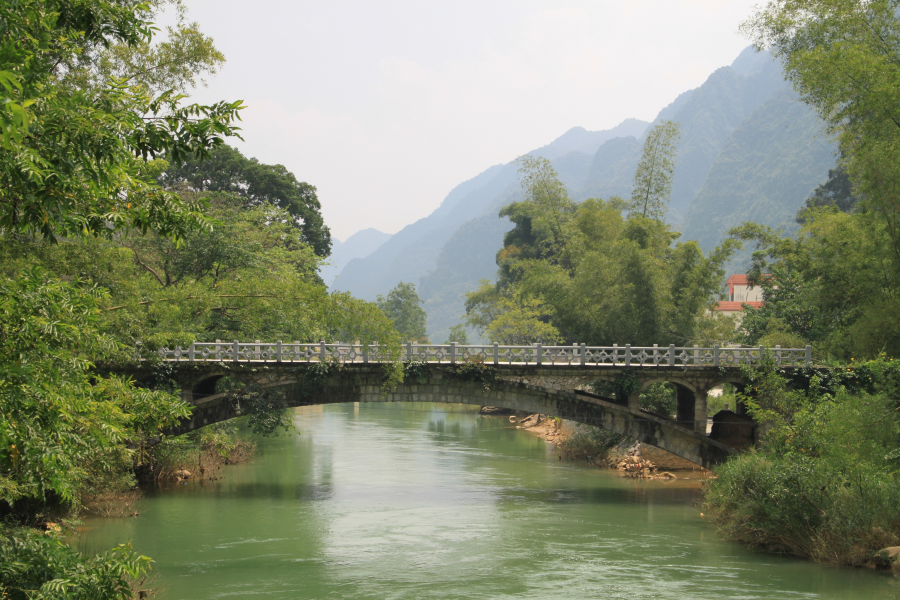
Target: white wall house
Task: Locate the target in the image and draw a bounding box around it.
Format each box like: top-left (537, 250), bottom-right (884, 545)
top-left (714, 274), bottom-right (766, 314)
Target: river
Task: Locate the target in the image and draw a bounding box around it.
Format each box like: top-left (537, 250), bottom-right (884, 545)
top-left (76, 403), bottom-right (898, 599)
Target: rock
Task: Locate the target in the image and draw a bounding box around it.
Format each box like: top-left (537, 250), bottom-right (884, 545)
top-left (877, 547), bottom-right (900, 573)
top-left (173, 469), bottom-right (192, 479)
top-left (655, 471), bottom-right (677, 480)
top-left (480, 406), bottom-right (515, 415)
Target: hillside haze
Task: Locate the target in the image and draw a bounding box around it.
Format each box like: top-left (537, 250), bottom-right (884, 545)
top-left (332, 47), bottom-right (837, 343)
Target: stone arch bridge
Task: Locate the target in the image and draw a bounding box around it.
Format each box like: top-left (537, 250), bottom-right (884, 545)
top-left (140, 341), bottom-right (812, 469)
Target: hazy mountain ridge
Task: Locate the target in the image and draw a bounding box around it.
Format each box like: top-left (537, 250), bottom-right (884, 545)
top-left (682, 87), bottom-right (835, 250)
top-left (332, 47), bottom-right (838, 343)
top-left (331, 119), bottom-right (650, 302)
top-left (319, 228), bottom-right (392, 285)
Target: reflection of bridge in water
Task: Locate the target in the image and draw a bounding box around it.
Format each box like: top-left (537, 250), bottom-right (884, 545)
top-left (147, 341), bottom-right (813, 469)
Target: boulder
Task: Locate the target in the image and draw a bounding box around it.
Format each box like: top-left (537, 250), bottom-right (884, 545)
top-left (877, 546), bottom-right (900, 573)
top-left (480, 406), bottom-right (515, 415)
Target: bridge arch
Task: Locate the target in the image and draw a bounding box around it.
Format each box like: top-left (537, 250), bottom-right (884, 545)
top-left (169, 368), bottom-right (736, 469)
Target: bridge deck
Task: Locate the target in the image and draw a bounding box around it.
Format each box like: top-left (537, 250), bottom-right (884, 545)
top-left (154, 341), bottom-right (811, 368)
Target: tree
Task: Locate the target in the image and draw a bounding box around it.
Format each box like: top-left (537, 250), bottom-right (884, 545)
top-left (470, 161), bottom-right (736, 346)
top-left (743, 0), bottom-right (900, 263)
top-left (444, 324), bottom-right (469, 345)
top-left (798, 162), bottom-right (861, 221)
top-left (0, 271), bottom-right (189, 506)
top-left (377, 282), bottom-right (428, 341)
top-left (160, 144), bottom-right (332, 256)
top-left (481, 293), bottom-right (561, 345)
top-left (628, 120), bottom-right (681, 219)
top-left (62, 0), bottom-right (226, 96)
top-left (0, 0), bottom-right (243, 241)
top-left (729, 209), bottom-right (900, 360)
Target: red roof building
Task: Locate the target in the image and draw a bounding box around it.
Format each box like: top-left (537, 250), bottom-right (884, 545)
top-left (714, 275), bottom-right (767, 313)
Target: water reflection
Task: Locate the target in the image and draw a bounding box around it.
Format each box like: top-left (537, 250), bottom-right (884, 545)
top-left (77, 402), bottom-right (899, 600)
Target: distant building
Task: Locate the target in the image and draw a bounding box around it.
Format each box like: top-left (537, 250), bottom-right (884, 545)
top-left (714, 274), bottom-right (765, 313)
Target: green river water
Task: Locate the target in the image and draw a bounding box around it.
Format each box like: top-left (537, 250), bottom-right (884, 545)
top-left (76, 403), bottom-right (899, 599)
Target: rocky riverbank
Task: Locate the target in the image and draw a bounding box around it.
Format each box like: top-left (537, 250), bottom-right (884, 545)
top-left (482, 407), bottom-right (712, 479)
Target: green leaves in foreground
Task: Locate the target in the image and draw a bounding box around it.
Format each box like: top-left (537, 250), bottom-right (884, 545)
top-left (0, 270), bottom-right (190, 505)
top-left (0, 526), bottom-right (151, 600)
top-left (0, 0), bottom-right (243, 241)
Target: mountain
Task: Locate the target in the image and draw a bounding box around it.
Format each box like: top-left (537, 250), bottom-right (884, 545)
top-left (682, 87), bottom-right (835, 250)
top-left (332, 47), bottom-right (838, 344)
top-left (331, 119), bottom-right (649, 304)
top-left (319, 228), bottom-right (392, 285)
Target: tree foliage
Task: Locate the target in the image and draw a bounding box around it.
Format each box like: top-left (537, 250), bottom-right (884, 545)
top-left (744, 0), bottom-right (900, 263)
top-left (798, 162), bottom-right (860, 220)
top-left (377, 282), bottom-right (428, 341)
top-left (444, 324), bottom-right (470, 345)
top-left (629, 120), bottom-right (681, 219)
top-left (0, 271), bottom-right (189, 506)
top-left (707, 354), bottom-right (900, 566)
top-left (730, 208), bottom-right (900, 360)
top-left (0, 0), bottom-right (243, 241)
top-left (160, 144), bottom-right (332, 256)
top-left (0, 527), bottom-right (152, 600)
top-left (469, 158), bottom-right (736, 346)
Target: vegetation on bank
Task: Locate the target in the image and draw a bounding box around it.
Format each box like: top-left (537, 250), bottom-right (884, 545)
top-left (464, 125), bottom-right (738, 348)
top-left (699, 1), bottom-right (900, 568)
top-left (0, 1), bottom-right (403, 597)
top-left (706, 355), bottom-right (900, 566)
top-left (557, 427), bottom-right (625, 464)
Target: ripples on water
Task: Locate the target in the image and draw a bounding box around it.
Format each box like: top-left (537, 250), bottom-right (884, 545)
top-left (77, 403), bottom-right (899, 599)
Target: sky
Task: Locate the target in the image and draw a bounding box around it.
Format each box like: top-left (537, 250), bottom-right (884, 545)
top-left (178, 0), bottom-right (761, 241)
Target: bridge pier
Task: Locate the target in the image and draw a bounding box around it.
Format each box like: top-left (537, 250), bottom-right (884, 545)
top-left (693, 388), bottom-right (709, 434)
top-left (627, 392), bottom-right (640, 412)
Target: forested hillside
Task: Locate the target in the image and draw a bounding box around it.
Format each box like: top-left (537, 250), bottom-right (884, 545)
top-left (682, 87), bottom-right (834, 249)
top-left (332, 46), bottom-right (838, 343)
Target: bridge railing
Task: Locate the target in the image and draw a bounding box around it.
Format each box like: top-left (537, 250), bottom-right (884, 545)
top-left (154, 341), bottom-right (812, 367)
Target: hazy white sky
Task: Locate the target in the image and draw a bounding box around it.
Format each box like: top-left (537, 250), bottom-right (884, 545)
top-left (181, 0), bottom-right (760, 241)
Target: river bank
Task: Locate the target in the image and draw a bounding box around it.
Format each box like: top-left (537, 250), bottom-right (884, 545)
top-left (487, 408), bottom-right (711, 480)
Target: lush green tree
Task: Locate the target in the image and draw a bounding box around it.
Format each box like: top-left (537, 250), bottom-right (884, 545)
top-left (444, 324), bottom-right (470, 345)
top-left (0, 0), bottom-right (243, 241)
top-left (640, 382), bottom-right (677, 417)
top-left (377, 282), bottom-right (428, 341)
top-left (471, 164), bottom-right (736, 345)
top-left (707, 354), bottom-right (900, 566)
top-left (160, 145), bottom-right (332, 256)
top-left (628, 120), bottom-right (681, 219)
top-left (0, 528), bottom-right (152, 600)
top-left (477, 291), bottom-right (561, 345)
top-left (730, 208), bottom-right (900, 359)
top-left (61, 0), bottom-right (225, 96)
top-left (744, 0), bottom-right (900, 263)
top-left (798, 162), bottom-right (860, 221)
top-left (0, 271), bottom-right (189, 506)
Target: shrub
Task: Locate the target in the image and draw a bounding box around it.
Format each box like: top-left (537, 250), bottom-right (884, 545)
top-left (706, 355), bottom-right (900, 566)
top-left (558, 427), bottom-right (625, 462)
top-left (640, 382), bottom-right (677, 417)
top-left (0, 526), bottom-right (152, 600)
